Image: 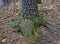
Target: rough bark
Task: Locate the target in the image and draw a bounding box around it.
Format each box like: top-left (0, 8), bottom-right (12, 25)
top-left (21, 0), bottom-right (38, 17)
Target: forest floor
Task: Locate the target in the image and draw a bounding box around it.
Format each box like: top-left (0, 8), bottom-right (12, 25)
top-left (0, 3), bottom-right (60, 44)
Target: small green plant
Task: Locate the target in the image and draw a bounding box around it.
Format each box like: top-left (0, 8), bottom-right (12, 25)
top-left (0, 0), bottom-right (53, 44)
top-left (38, 0), bottom-right (42, 4)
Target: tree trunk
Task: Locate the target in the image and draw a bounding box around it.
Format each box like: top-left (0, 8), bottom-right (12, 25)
top-left (0, 0), bottom-right (3, 8)
top-left (21, 0), bottom-right (38, 17)
top-left (3, 0), bottom-right (11, 6)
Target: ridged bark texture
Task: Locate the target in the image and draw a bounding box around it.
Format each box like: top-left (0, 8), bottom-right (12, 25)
top-left (21, 0), bottom-right (38, 17)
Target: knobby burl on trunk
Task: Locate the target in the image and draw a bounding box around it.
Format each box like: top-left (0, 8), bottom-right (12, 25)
top-left (0, 0), bottom-right (52, 44)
